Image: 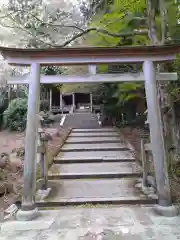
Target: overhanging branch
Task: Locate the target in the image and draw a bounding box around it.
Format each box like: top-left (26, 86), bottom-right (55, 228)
top-left (55, 28), bottom-right (148, 47)
top-left (0, 8), bottom-right (148, 48)
top-left (0, 9), bottom-right (84, 32)
top-left (0, 20), bottom-right (54, 48)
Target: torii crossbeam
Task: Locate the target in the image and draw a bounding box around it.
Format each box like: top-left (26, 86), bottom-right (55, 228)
top-left (7, 72), bottom-right (177, 84)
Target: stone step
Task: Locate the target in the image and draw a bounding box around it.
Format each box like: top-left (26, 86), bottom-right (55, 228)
top-left (48, 172), bottom-right (142, 180)
top-left (70, 132), bottom-right (119, 137)
top-left (72, 128), bottom-right (116, 133)
top-left (60, 143), bottom-right (129, 152)
top-left (63, 113), bottom-right (100, 129)
top-left (54, 158), bottom-right (136, 164)
top-left (55, 150), bottom-right (135, 162)
top-left (37, 179), bottom-right (157, 206)
top-left (48, 162), bottom-right (141, 177)
top-left (33, 197), bottom-right (157, 207)
top-left (65, 140), bottom-right (122, 144)
top-left (66, 136), bottom-right (123, 144)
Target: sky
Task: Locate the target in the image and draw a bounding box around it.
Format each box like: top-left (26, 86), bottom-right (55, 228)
top-left (0, 0), bottom-right (8, 4)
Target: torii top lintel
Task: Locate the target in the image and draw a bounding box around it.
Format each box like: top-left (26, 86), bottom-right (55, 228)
top-left (0, 44), bottom-right (180, 66)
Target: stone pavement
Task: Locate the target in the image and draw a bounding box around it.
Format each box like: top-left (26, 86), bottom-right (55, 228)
top-left (1, 206), bottom-right (180, 239)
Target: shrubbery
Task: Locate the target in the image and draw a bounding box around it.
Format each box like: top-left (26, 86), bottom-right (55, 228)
top-left (3, 98), bottom-right (28, 131)
top-left (39, 111), bottom-right (55, 126)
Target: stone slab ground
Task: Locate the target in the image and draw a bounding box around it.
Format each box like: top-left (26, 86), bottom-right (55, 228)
top-left (1, 206), bottom-right (180, 239)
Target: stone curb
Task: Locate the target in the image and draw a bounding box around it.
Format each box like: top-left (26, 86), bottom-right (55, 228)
top-left (47, 127), bottom-right (72, 168)
top-left (35, 127), bottom-right (72, 191)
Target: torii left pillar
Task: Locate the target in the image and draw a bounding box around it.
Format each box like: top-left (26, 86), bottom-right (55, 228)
top-left (16, 63), bottom-right (40, 221)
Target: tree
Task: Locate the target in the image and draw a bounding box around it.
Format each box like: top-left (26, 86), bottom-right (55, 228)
top-left (0, 0), bottom-right (150, 48)
top-left (81, 0), bottom-right (180, 140)
top-left (0, 0), bottom-right (85, 47)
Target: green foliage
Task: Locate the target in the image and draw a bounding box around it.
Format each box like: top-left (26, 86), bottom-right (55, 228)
top-left (85, 0), bottom-right (148, 124)
top-left (87, 0), bottom-right (148, 47)
top-left (0, 87), bottom-right (11, 128)
top-left (3, 98), bottom-right (28, 131)
top-left (116, 114), bottom-right (147, 128)
top-left (0, 86), bottom-right (29, 129)
top-left (86, 0), bottom-right (180, 125)
top-left (113, 82), bottom-right (144, 105)
top-left (42, 66), bottom-right (62, 75)
top-left (168, 55), bottom-right (180, 103)
top-left (166, 0), bottom-right (179, 40)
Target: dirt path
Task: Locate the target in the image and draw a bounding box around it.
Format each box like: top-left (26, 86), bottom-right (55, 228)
top-left (0, 130), bottom-right (25, 154)
top-left (0, 126), bottom-right (69, 211)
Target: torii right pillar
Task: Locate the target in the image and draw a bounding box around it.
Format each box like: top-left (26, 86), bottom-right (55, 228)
top-left (143, 60), bottom-right (177, 217)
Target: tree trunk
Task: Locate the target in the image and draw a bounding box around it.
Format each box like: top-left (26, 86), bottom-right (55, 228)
top-left (146, 0), bottom-right (159, 45)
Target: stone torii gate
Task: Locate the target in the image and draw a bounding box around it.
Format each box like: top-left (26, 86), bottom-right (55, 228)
top-left (0, 45), bottom-right (179, 220)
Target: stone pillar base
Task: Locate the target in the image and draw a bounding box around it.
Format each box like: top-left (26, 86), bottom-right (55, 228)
top-left (16, 208), bottom-right (39, 221)
top-left (154, 204), bottom-right (178, 217)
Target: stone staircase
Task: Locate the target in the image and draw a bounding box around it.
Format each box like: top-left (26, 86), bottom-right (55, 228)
top-left (38, 127), bottom-right (158, 207)
top-left (63, 112), bottom-right (100, 129)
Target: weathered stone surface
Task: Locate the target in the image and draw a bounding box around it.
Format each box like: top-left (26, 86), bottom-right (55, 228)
top-left (66, 136), bottom-right (122, 143)
top-left (43, 179), bottom-right (147, 201)
top-left (36, 188), bottom-right (51, 202)
top-left (63, 112), bottom-right (100, 129)
top-left (56, 150), bottom-right (135, 161)
top-left (70, 132), bottom-right (119, 137)
top-left (135, 182), bottom-right (142, 189)
top-left (48, 162), bottom-right (141, 176)
top-left (148, 193), bottom-right (158, 199)
top-left (2, 211), bottom-right (56, 231)
top-left (61, 142), bottom-right (128, 151)
top-left (1, 207), bottom-right (180, 239)
top-left (72, 128), bottom-right (116, 132)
